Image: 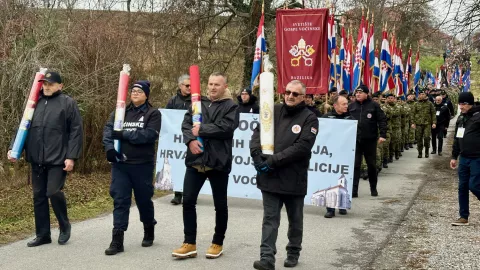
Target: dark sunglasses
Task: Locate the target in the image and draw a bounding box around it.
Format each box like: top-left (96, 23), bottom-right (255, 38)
top-left (182, 84), bottom-right (191, 88)
top-left (285, 90), bottom-right (304, 97)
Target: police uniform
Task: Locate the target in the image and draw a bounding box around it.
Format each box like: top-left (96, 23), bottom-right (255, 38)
top-left (103, 80), bottom-right (161, 255)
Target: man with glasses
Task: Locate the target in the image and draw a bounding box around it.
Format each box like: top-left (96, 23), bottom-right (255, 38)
top-left (348, 85), bottom-right (387, 198)
top-left (250, 80), bottom-right (319, 270)
top-left (102, 80), bottom-right (161, 255)
top-left (166, 74), bottom-right (192, 205)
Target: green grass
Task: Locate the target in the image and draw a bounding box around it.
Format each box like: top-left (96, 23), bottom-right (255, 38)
top-left (0, 172), bottom-right (168, 245)
top-left (470, 53), bottom-right (480, 99)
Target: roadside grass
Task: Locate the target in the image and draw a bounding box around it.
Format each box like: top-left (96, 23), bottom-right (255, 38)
top-left (0, 171), bottom-right (168, 245)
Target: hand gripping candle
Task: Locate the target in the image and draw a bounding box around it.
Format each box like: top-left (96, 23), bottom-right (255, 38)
top-left (259, 71), bottom-right (275, 155)
top-left (189, 65), bottom-right (203, 150)
top-left (113, 64), bottom-right (131, 152)
top-left (10, 68), bottom-right (48, 159)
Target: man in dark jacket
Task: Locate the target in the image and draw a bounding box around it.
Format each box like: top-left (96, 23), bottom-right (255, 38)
top-left (8, 71), bottom-right (83, 247)
top-left (250, 80), bottom-right (319, 270)
top-left (450, 92), bottom-right (480, 226)
top-left (431, 96), bottom-right (451, 156)
top-left (305, 94), bottom-right (322, 117)
top-left (237, 88), bottom-right (259, 114)
top-left (172, 72), bottom-right (238, 259)
top-left (166, 74), bottom-right (192, 205)
top-left (322, 95), bottom-right (352, 218)
top-left (441, 90), bottom-right (455, 137)
top-left (348, 85), bottom-right (387, 197)
top-left (102, 80), bottom-right (161, 255)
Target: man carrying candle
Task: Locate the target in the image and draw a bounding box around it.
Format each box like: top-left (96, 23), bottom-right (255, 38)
top-left (102, 80), bottom-right (161, 255)
top-left (172, 72), bottom-right (238, 259)
top-left (166, 74), bottom-right (192, 205)
top-left (8, 71), bottom-right (83, 247)
top-left (250, 80), bottom-right (319, 270)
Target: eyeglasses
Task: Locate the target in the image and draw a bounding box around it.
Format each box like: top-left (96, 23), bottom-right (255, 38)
top-left (285, 90), bottom-right (304, 98)
top-left (131, 89), bottom-right (144, 94)
top-left (182, 84), bottom-right (191, 88)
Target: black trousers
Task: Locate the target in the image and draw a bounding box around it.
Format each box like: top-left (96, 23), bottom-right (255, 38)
top-left (353, 139), bottom-right (378, 194)
top-left (431, 125), bottom-right (445, 153)
top-left (260, 191), bottom-right (304, 264)
top-left (31, 164), bottom-right (69, 238)
top-left (110, 162), bottom-right (156, 231)
top-left (183, 167), bottom-right (229, 245)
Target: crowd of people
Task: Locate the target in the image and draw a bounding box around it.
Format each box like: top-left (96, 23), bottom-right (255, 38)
top-left (6, 69), bottom-right (480, 270)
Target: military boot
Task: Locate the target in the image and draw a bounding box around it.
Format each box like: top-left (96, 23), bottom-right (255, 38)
top-left (425, 148), bottom-right (429, 158)
top-left (105, 229), bottom-right (124, 255)
top-left (418, 150), bottom-right (422, 158)
top-left (405, 144), bottom-right (409, 150)
top-left (395, 152), bottom-right (400, 160)
top-left (409, 143), bottom-right (414, 148)
top-left (142, 223), bottom-right (155, 247)
top-left (382, 159), bottom-right (389, 168)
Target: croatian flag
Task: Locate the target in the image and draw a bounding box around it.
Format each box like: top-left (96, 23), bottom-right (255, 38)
top-left (340, 26), bottom-right (351, 92)
top-left (405, 47), bottom-right (412, 90)
top-left (435, 68), bottom-right (442, 89)
top-left (352, 15), bottom-right (365, 89)
top-left (451, 66), bottom-right (459, 85)
top-left (413, 50), bottom-right (420, 95)
top-left (379, 30), bottom-right (394, 92)
top-left (394, 47), bottom-right (404, 97)
top-left (250, 12), bottom-right (267, 90)
top-left (463, 70), bottom-right (470, 92)
top-left (365, 21), bottom-right (374, 88)
top-left (372, 49), bottom-right (380, 93)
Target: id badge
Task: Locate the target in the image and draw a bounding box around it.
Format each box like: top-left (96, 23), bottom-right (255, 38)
top-left (436, 111), bottom-right (440, 116)
top-left (456, 127), bottom-right (465, 138)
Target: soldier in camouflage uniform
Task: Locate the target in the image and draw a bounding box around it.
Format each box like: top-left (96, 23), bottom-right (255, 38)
top-left (411, 90), bottom-right (436, 158)
top-left (405, 91), bottom-right (416, 148)
top-left (398, 99), bottom-right (407, 153)
top-left (385, 93), bottom-right (402, 160)
top-left (318, 89), bottom-right (336, 115)
top-left (381, 93), bottom-right (393, 167)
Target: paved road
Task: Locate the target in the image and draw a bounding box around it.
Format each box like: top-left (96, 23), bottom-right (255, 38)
top-left (0, 148), bottom-right (430, 270)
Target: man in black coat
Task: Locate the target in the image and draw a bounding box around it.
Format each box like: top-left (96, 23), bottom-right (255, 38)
top-left (348, 85), bottom-right (387, 197)
top-left (172, 72), bottom-right (239, 260)
top-left (250, 80), bottom-right (319, 270)
top-left (237, 88), bottom-right (259, 114)
top-left (8, 71), bottom-right (83, 247)
top-left (166, 74), bottom-right (192, 205)
top-left (431, 96), bottom-right (451, 156)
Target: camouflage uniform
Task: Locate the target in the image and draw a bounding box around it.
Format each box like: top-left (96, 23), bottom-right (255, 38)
top-left (399, 101), bottom-right (407, 151)
top-left (405, 99), bottom-right (416, 145)
top-left (318, 101), bottom-right (333, 115)
top-left (381, 101), bottom-right (393, 166)
top-left (412, 98), bottom-right (436, 157)
top-left (386, 101), bottom-right (402, 160)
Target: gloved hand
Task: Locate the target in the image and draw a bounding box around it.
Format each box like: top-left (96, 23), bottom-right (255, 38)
top-left (111, 130), bottom-right (124, 140)
top-left (251, 150), bottom-right (264, 166)
top-left (106, 149), bottom-right (122, 163)
top-left (254, 154), bottom-right (274, 173)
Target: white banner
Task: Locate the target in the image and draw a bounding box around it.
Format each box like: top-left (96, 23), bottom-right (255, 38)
top-left (155, 109), bottom-right (357, 209)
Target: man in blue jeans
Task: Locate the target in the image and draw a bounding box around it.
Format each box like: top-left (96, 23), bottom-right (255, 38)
top-left (450, 92), bottom-right (480, 226)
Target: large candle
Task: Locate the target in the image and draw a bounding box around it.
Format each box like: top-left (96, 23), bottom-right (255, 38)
top-left (189, 65), bottom-right (204, 150)
top-left (259, 72), bottom-right (275, 155)
top-left (113, 64), bottom-right (131, 152)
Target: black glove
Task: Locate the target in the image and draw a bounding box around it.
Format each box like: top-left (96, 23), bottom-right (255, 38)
top-left (254, 154), bottom-right (274, 173)
top-left (251, 150), bottom-right (264, 165)
top-left (111, 130), bottom-right (124, 140)
top-left (106, 149), bottom-right (122, 163)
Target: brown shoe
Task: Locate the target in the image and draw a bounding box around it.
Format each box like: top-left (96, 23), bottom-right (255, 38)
top-left (451, 217), bottom-right (469, 226)
top-left (206, 244), bottom-right (223, 259)
top-left (172, 243), bottom-right (197, 258)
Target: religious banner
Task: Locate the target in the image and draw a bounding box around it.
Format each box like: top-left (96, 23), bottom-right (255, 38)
top-left (155, 109), bottom-right (357, 209)
top-left (275, 9), bottom-right (330, 94)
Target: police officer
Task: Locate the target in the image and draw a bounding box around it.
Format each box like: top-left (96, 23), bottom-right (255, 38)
top-left (237, 88), bottom-right (260, 114)
top-left (412, 90), bottom-right (436, 158)
top-left (431, 96), bottom-right (450, 156)
top-left (250, 80), bottom-right (318, 270)
top-left (172, 72), bottom-right (238, 259)
top-left (103, 80), bottom-right (161, 255)
top-left (323, 95), bottom-right (351, 218)
top-left (8, 71), bottom-right (83, 247)
top-left (450, 92), bottom-right (480, 226)
top-left (166, 74), bottom-right (192, 205)
top-left (348, 85), bottom-right (387, 197)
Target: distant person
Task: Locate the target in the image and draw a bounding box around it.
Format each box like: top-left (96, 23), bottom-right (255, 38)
top-left (411, 90), bottom-right (436, 158)
top-left (166, 74), bottom-right (192, 205)
top-left (431, 96), bottom-right (450, 156)
top-left (237, 88), bottom-right (259, 114)
top-left (305, 94), bottom-right (322, 117)
top-left (250, 80), bottom-right (318, 270)
top-left (8, 71), bottom-right (83, 247)
top-left (103, 80), bottom-right (161, 255)
top-left (450, 92), bottom-right (480, 226)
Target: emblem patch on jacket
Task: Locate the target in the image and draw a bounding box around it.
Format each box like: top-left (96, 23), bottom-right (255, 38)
top-left (292, 124), bottom-right (301, 134)
top-left (311, 127), bottom-right (317, 135)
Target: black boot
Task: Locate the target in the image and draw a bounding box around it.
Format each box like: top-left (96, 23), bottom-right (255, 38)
top-left (389, 156), bottom-right (393, 163)
top-left (418, 150), bottom-right (422, 158)
top-left (431, 150), bottom-right (436, 154)
top-left (58, 223), bottom-right (71, 245)
top-left (382, 159), bottom-right (388, 168)
top-left (27, 236), bottom-right (52, 247)
top-left (142, 223), bottom-right (155, 247)
top-left (170, 192), bottom-right (183, 205)
top-left (409, 143), bottom-right (413, 148)
top-left (284, 256), bottom-right (299, 267)
top-left (253, 260), bottom-right (275, 270)
top-left (395, 152), bottom-right (400, 160)
top-left (425, 148), bottom-right (429, 158)
top-left (105, 229), bottom-right (124, 255)
top-left (398, 151), bottom-right (403, 157)
top-left (405, 144), bottom-right (409, 150)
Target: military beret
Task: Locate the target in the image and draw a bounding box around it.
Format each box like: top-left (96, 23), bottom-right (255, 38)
top-left (384, 93), bottom-right (393, 98)
top-left (339, 90), bottom-right (348, 95)
top-left (372, 92), bottom-right (380, 98)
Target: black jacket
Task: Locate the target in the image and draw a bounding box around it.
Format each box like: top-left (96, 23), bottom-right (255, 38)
top-left (307, 104), bottom-right (322, 117)
top-left (434, 103), bottom-right (451, 127)
top-left (103, 102), bottom-right (161, 164)
top-left (321, 110), bottom-right (353, 119)
top-left (442, 98), bottom-right (454, 116)
top-left (166, 90), bottom-right (191, 110)
top-left (250, 102), bottom-right (319, 196)
top-left (452, 106), bottom-right (480, 160)
top-left (237, 94), bottom-right (260, 114)
top-left (348, 98), bottom-right (387, 141)
top-left (182, 95), bottom-right (239, 173)
top-left (15, 91), bottom-right (83, 165)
